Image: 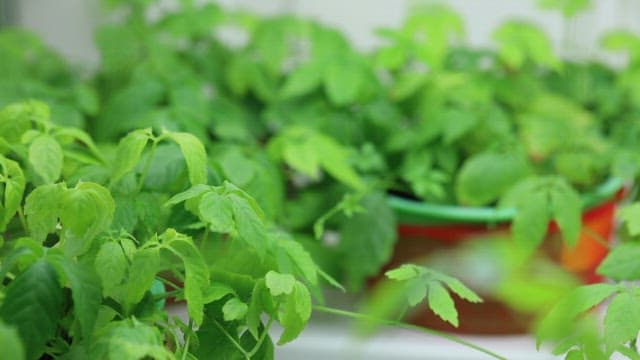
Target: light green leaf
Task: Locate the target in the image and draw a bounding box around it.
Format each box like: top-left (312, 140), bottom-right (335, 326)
top-left (324, 57), bottom-right (364, 106)
top-left (390, 71), bottom-right (427, 100)
top-left (405, 278), bottom-right (427, 307)
top-left (433, 272), bottom-right (483, 303)
top-left (604, 291), bottom-right (640, 354)
top-left (278, 282), bottom-right (312, 345)
top-left (427, 282), bottom-right (459, 327)
top-left (277, 240), bottom-right (319, 286)
top-left (385, 264), bottom-right (421, 281)
top-left (61, 258), bottom-right (102, 340)
top-left (619, 204), bottom-right (640, 236)
top-left (0, 321), bottom-right (25, 360)
top-left (95, 241), bottom-right (127, 296)
top-left (164, 184), bottom-right (210, 207)
top-left (162, 232), bottom-right (210, 326)
top-left (280, 62), bottom-right (322, 99)
top-left (204, 282), bottom-right (235, 303)
top-left (124, 248), bottom-right (160, 308)
top-left (0, 260), bottom-right (64, 360)
top-left (537, 283), bottom-right (618, 346)
top-left (222, 298), bottom-right (249, 322)
top-left (316, 135), bottom-right (365, 190)
top-left (198, 191), bottom-right (234, 233)
top-left (110, 128), bottom-right (151, 183)
top-left (0, 156), bottom-right (26, 231)
top-left (229, 193), bottom-right (268, 258)
top-left (91, 318), bottom-right (172, 360)
top-left (550, 183), bottom-right (582, 246)
top-left (456, 152), bottom-right (530, 206)
top-left (28, 134), bottom-right (63, 184)
top-left (24, 183), bottom-right (65, 242)
top-left (597, 242), bottom-right (640, 280)
top-left (265, 271), bottom-right (296, 296)
top-left (167, 131), bottom-right (208, 185)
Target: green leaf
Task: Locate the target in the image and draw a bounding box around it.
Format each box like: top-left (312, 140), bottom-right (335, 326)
top-left (110, 129), bottom-right (151, 183)
top-left (265, 271), bottom-right (296, 296)
top-left (204, 282), bottom-right (235, 303)
top-left (222, 298), bottom-right (249, 322)
top-left (339, 192), bottom-right (396, 290)
top-left (537, 0), bottom-right (592, 17)
top-left (198, 191), bottom-right (234, 233)
top-left (324, 57), bottom-right (365, 106)
top-left (60, 182), bottom-right (115, 256)
top-left (385, 264), bottom-right (421, 281)
top-left (619, 204), bottom-right (640, 236)
top-left (277, 282), bottom-right (312, 345)
top-left (604, 291), bottom-right (640, 354)
top-left (24, 183), bottom-right (64, 242)
top-left (162, 231), bottom-right (210, 326)
top-left (433, 272), bottom-right (483, 303)
top-left (61, 258), bottom-right (102, 340)
top-left (247, 280), bottom-right (275, 339)
top-left (597, 242), bottom-right (640, 280)
top-left (427, 281), bottom-right (459, 327)
top-left (493, 21), bottom-right (561, 70)
top-left (95, 241), bottom-right (127, 296)
top-left (550, 183), bottom-right (582, 247)
top-left (229, 193), bottom-right (268, 258)
top-left (0, 321), bottom-right (25, 360)
top-left (405, 278), bottom-right (427, 307)
top-left (0, 156), bottom-right (26, 231)
top-left (280, 62), bottom-right (322, 99)
top-left (167, 131), bottom-right (208, 185)
top-left (91, 318), bottom-right (172, 360)
top-left (0, 260), bottom-right (64, 360)
top-left (456, 152), bottom-right (530, 206)
top-left (164, 184), bottom-right (210, 207)
top-left (277, 240), bottom-right (319, 286)
top-left (28, 134), bottom-right (63, 184)
top-left (537, 283), bottom-right (618, 345)
top-left (124, 248), bottom-right (160, 308)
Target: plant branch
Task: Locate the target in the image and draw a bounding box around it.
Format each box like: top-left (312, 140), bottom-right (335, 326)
top-left (247, 316), bottom-right (275, 358)
top-left (211, 316), bottom-right (250, 360)
top-left (313, 305), bottom-right (508, 360)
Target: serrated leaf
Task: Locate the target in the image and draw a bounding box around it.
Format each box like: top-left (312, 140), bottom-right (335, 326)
top-left (110, 129), bottom-right (151, 183)
top-left (427, 282), bottom-right (459, 326)
top-left (199, 191), bottom-right (234, 233)
top-left (385, 264), bottom-right (421, 281)
top-left (277, 240), bottom-right (319, 286)
top-left (619, 204), bottom-right (640, 236)
top-left (24, 183), bottom-right (64, 242)
top-left (0, 155), bottom-right (26, 231)
top-left (597, 242), bottom-right (640, 280)
top-left (167, 132), bottom-right (208, 185)
top-left (163, 233), bottom-right (210, 325)
top-left (0, 321), bottom-right (25, 360)
top-left (265, 271), bottom-right (296, 296)
top-left (229, 193), bottom-right (268, 258)
top-left (278, 282), bottom-right (311, 345)
top-left (91, 318), bottom-right (172, 360)
top-left (604, 291), bottom-right (640, 354)
top-left (537, 283), bottom-right (618, 345)
top-left (0, 260), bottom-right (64, 360)
top-left (222, 298), bottom-right (248, 321)
top-left (433, 272), bottom-right (483, 303)
top-left (61, 258), bottom-right (102, 340)
top-left (124, 248), bottom-right (160, 309)
top-left (28, 134), bottom-right (63, 184)
top-left (95, 241), bottom-right (127, 296)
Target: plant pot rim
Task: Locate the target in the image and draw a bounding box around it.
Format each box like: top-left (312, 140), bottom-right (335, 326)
top-left (388, 177), bottom-right (625, 225)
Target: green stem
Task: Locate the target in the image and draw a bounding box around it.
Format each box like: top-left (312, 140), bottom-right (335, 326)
top-left (247, 316), bottom-right (275, 358)
top-left (153, 289), bottom-right (182, 302)
top-left (313, 305), bottom-right (508, 360)
top-left (137, 139), bottom-right (159, 193)
top-left (211, 316), bottom-right (250, 360)
top-left (158, 276), bottom-right (184, 291)
top-left (582, 226), bottom-right (611, 249)
top-left (181, 319), bottom-right (193, 360)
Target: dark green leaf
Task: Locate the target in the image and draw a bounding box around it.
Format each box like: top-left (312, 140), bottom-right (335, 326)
top-left (0, 260), bottom-right (64, 360)
top-left (61, 258), bottom-right (102, 340)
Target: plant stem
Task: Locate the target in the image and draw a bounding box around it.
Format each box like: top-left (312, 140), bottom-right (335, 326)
top-left (211, 316), bottom-right (250, 360)
top-left (153, 289), bottom-right (182, 302)
top-left (247, 316), bottom-right (275, 358)
top-left (181, 319), bottom-right (193, 360)
top-left (158, 276), bottom-right (184, 291)
top-left (582, 226), bottom-right (611, 249)
top-left (313, 305), bottom-right (508, 360)
top-left (137, 139), bottom-right (159, 193)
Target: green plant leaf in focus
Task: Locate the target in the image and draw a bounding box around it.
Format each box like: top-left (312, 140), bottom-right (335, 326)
top-left (28, 134), bottom-right (63, 184)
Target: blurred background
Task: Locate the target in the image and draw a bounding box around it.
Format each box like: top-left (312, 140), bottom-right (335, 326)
top-left (4, 0), bottom-right (640, 64)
